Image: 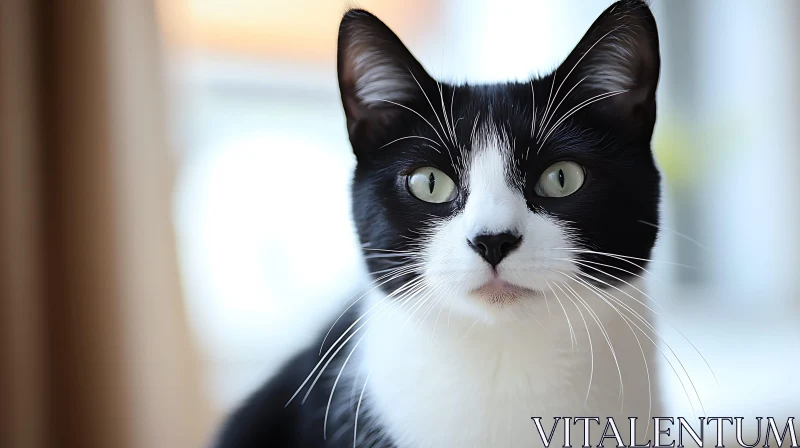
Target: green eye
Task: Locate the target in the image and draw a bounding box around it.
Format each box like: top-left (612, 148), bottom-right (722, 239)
top-left (407, 167), bottom-right (457, 203)
top-left (534, 161), bottom-right (585, 197)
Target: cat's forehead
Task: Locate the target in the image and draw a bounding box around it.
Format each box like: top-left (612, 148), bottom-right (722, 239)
top-left (402, 85), bottom-right (554, 169)
top-left (404, 81), bottom-right (612, 169)
top-left (465, 123), bottom-right (514, 177)
top-left (431, 82), bottom-right (547, 145)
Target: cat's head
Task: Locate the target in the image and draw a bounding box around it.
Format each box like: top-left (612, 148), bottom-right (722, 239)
top-left (338, 0), bottom-right (661, 322)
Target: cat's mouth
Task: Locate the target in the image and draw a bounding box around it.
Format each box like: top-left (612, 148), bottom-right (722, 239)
top-left (470, 278), bottom-right (540, 303)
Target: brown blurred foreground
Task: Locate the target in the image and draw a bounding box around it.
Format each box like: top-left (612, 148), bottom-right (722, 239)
top-left (1, 1), bottom-right (213, 447)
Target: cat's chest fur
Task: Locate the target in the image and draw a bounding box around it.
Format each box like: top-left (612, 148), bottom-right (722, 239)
top-left (358, 283), bottom-right (660, 448)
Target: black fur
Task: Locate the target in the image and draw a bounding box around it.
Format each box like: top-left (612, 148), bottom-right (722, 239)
top-left (214, 1), bottom-right (660, 446)
top-left (212, 308), bottom-right (392, 447)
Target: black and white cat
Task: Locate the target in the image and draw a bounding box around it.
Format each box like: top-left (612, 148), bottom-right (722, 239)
top-left (215, 1), bottom-right (663, 446)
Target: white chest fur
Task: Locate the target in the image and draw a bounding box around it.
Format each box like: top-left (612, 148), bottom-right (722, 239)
top-left (358, 281), bottom-right (661, 448)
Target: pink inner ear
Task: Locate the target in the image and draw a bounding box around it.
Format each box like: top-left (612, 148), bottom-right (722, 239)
top-left (341, 39), bottom-right (416, 108)
top-left (339, 42), bottom-right (410, 137)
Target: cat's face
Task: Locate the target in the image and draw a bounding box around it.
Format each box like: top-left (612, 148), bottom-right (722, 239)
top-left (339, 1), bottom-right (661, 322)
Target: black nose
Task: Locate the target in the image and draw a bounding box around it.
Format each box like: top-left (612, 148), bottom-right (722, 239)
top-left (468, 232), bottom-right (522, 268)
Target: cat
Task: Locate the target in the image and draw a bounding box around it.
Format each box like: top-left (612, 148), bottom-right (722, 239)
top-left (214, 1), bottom-right (663, 446)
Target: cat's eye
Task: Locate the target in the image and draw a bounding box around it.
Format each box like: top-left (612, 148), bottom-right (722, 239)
top-left (534, 161), bottom-right (585, 198)
top-left (407, 167), bottom-right (457, 203)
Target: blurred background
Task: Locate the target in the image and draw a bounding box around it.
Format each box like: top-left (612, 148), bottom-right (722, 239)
top-left (2, 0), bottom-right (799, 447)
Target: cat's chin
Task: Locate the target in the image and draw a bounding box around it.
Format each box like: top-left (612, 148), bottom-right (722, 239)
top-left (469, 279), bottom-right (542, 306)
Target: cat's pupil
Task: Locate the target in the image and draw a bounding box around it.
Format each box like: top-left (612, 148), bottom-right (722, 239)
top-left (428, 172), bottom-right (435, 194)
top-left (558, 169), bottom-right (565, 188)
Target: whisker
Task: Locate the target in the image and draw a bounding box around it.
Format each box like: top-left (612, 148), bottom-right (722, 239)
top-left (571, 255), bottom-right (710, 361)
top-left (362, 253), bottom-right (417, 260)
top-left (545, 280), bottom-right (577, 348)
top-left (538, 26), bottom-right (622, 136)
top-left (430, 287), bottom-right (451, 339)
top-left (367, 265), bottom-right (420, 276)
top-left (402, 284), bottom-right (441, 328)
top-left (353, 372), bottom-right (370, 448)
top-left (362, 248), bottom-right (421, 254)
top-left (569, 259), bottom-right (666, 312)
top-left (558, 250), bottom-right (668, 281)
top-left (536, 75), bottom-right (588, 139)
top-left (557, 257), bottom-right (664, 285)
top-left (320, 263), bottom-right (423, 354)
top-left (288, 276), bottom-right (424, 406)
top-left (538, 89), bottom-right (629, 150)
top-left (560, 273), bottom-right (624, 409)
top-left (560, 276), bottom-right (623, 407)
top-left (551, 280), bottom-right (594, 403)
top-left (555, 248), bottom-right (695, 269)
top-left (437, 82), bottom-right (457, 147)
top-left (530, 80), bottom-right (536, 139)
top-left (469, 111), bottom-right (482, 155)
top-left (570, 275), bottom-right (653, 434)
top-left (461, 315), bottom-right (481, 340)
top-left (408, 70), bottom-right (452, 146)
top-left (586, 280), bottom-right (702, 419)
top-left (364, 98), bottom-right (447, 148)
top-left (416, 283), bottom-right (451, 331)
top-left (541, 282), bottom-right (552, 318)
top-left (446, 281), bottom-right (460, 329)
top-left (300, 300), bottom-right (387, 405)
top-left (449, 86), bottom-right (463, 151)
top-left (637, 220), bottom-right (708, 250)
top-left (575, 267), bottom-right (718, 387)
top-left (302, 278), bottom-right (430, 405)
top-left (537, 69), bottom-right (558, 140)
top-left (379, 135), bottom-right (442, 151)
top-left (526, 81), bottom-right (536, 160)
top-left (572, 270), bottom-right (709, 416)
top-left (522, 304), bottom-right (548, 330)
top-left (324, 331), bottom-right (368, 439)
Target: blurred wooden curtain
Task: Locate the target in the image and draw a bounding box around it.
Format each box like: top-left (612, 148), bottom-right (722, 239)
top-left (0, 1), bottom-right (212, 447)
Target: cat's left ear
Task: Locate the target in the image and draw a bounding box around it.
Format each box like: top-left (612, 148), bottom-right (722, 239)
top-left (550, 0), bottom-right (660, 138)
top-left (337, 9), bottom-right (436, 156)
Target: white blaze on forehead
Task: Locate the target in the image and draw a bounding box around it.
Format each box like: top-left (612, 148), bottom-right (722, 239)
top-left (462, 130), bottom-right (528, 236)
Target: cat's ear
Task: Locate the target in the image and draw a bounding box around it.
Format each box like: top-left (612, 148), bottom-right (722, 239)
top-left (337, 9), bottom-right (435, 155)
top-left (549, 0), bottom-right (660, 137)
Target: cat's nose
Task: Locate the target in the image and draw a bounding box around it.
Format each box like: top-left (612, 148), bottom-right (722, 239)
top-left (468, 232), bottom-right (522, 268)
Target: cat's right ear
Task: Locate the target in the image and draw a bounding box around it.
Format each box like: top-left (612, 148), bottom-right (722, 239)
top-left (337, 9), bottom-right (434, 156)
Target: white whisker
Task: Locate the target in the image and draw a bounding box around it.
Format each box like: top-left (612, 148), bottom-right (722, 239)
top-left (364, 98), bottom-right (448, 148)
top-left (353, 372), bottom-right (370, 448)
top-left (537, 70), bottom-right (558, 140)
top-left (526, 81), bottom-right (536, 160)
top-left (538, 89), bottom-right (629, 150)
top-left (320, 263), bottom-right (423, 354)
top-left (575, 265), bottom-right (718, 387)
top-left (536, 75), bottom-right (588, 140)
top-left (288, 275), bottom-right (424, 406)
top-left (408, 70), bottom-right (452, 147)
top-left (379, 135), bottom-right (442, 151)
top-left (546, 279), bottom-right (577, 348)
top-left (573, 270), bottom-right (708, 416)
top-left (552, 280), bottom-right (594, 403)
top-left (637, 220), bottom-right (708, 250)
top-left (538, 26), bottom-right (622, 137)
top-left (571, 275), bottom-right (653, 434)
top-left (324, 331), bottom-right (368, 439)
top-left (560, 273), bottom-right (625, 409)
top-left (556, 248), bottom-right (695, 269)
